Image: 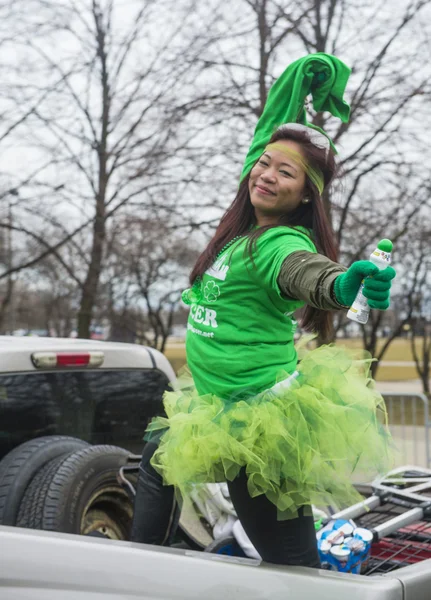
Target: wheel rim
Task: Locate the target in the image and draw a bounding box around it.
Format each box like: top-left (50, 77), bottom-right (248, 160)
top-left (80, 485), bottom-right (133, 540)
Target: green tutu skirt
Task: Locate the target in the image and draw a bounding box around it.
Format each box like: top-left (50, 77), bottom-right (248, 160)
top-left (148, 344), bottom-right (393, 519)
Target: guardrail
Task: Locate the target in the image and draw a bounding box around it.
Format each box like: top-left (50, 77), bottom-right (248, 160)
top-left (382, 392), bottom-right (430, 468)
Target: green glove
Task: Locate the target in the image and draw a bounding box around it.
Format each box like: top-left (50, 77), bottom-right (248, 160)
top-left (334, 261), bottom-right (396, 310)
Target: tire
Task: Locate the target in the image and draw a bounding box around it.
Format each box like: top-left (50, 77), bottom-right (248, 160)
top-left (0, 436), bottom-right (89, 525)
top-left (16, 455), bottom-right (71, 529)
top-left (26, 445), bottom-right (132, 540)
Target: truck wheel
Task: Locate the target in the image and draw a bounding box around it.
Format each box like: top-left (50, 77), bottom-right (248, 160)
top-left (24, 445), bottom-right (132, 540)
top-left (16, 455), bottom-right (71, 529)
top-left (0, 436), bottom-right (89, 525)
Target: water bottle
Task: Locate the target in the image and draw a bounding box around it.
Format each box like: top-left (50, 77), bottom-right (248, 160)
top-left (351, 527), bottom-right (373, 572)
top-left (319, 520), bottom-right (351, 571)
top-left (318, 520), bottom-right (373, 573)
top-left (317, 539), bottom-right (333, 570)
top-left (329, 545), bottom-right (351, 572)
top-left (347, 239), bottom-right (393, 324)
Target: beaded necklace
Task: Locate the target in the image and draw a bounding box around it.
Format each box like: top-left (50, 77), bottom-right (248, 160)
top-left (216, 234), bottom-right (244, 257)
top-left (182, 233), bottom-right (248, 305)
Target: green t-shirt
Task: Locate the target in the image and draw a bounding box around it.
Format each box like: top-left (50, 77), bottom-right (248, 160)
top-left (185, 226), bottom-right (316, 399)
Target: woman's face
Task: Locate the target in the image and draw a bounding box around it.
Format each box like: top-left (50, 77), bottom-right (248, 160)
top-left (248, 139), bottom-right (307, 226)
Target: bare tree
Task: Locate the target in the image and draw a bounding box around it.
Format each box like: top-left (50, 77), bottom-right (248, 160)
top-left (0, 197), bottom-right (14, 330)
top-left (361, 225), bottom-right (430, 380)
top-left (9, 0), bottom-right (220, 338)
top-left (3, 0), bottom-right (431, 352)
top-left (183, 0), bottom-right (431, 237)
top-left (102, 215), bottom-right (199, 351)
top-left (406, 231), bottom-right (431, 395)
top-left (178, 0), bottom-right (431, 351)
top-left (30, 255), bottom-right (79, 337)
top-left (0, 0), bottom-right (62, 326)
top-left (411, 320), bottom-right (431, 397)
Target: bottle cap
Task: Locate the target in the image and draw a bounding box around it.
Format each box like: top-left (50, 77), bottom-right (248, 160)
top-left (338, 523), bottom-right (354, 537)
top-left (330, 545), bottom-right (351, 559)
top-left (377, 239), bottom-right (393, 252)
top-left (319, 540), bottom-right (332, 553)
top-left (353, 527), bottom-right (373, 543)
top-left (346, 537), bottom-right (365, 553)
top-left (327, 529), bottom-right (344, 545)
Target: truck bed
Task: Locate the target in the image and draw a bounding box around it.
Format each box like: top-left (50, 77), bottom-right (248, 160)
top-left (1, 525), bottom-right (430, 600)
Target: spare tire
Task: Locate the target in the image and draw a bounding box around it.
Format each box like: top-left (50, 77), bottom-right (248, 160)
top-left (16, 455), bottom-right (71, 529)
top-left (0, 436), bottom-right (89, 525)
top-left (22, 445), bottom-right (132, 540)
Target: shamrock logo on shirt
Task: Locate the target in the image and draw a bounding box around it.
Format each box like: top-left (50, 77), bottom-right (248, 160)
top-left (203, 280), bottom-right (220, 303)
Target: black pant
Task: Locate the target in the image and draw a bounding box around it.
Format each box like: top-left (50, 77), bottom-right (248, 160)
top-left (130, 442), bottom-right (320, 567)
top-left (130, 440), bottom-right (180, 546)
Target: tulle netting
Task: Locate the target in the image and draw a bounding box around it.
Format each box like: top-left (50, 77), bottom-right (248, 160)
top-left (148, 344), bottom-right (393, 519)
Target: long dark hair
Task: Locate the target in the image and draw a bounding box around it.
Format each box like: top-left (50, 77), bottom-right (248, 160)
top-left (190, 126), bottom-right (339, 340)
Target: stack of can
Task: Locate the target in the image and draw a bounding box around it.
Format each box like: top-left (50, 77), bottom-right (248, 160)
top-left (317, 519), bottom-right (373, 573)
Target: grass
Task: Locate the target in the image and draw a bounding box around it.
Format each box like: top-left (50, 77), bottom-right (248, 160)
top-left (340, 337), bottom-right (416, 362)
top-left (376, 366), bottom-right (418, 381)
top-left (164, 343), bottom-right (188, 374)
top-left (164, 337), bottom-right (424, 382)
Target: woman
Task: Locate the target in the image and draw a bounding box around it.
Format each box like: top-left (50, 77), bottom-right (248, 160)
top-left (130, 123), bottom-right (395, 568)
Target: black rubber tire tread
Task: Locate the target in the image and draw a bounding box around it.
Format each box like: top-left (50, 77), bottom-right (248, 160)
top-left (16, 455), bottom-right (71, 529)
top-left (0, 436), bottom-right (90, 525)
top-left (40, 445), bottom-right (130, 533)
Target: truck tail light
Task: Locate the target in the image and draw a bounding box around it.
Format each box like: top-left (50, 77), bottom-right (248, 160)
top-left (31, 351), bottom-right (104, 369)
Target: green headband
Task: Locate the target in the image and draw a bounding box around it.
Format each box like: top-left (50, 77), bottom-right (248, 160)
top-left (264, 143), bottom-right (325, 195)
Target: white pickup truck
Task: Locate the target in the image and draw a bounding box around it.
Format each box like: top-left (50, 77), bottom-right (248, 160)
top-left (0, 335), bottom-right (175, 535)
top-left (0, 335), bottom-right (430, 599)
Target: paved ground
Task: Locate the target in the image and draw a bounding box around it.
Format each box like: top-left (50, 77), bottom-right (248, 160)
top-left (380, 362), bottom-right (424, 366)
